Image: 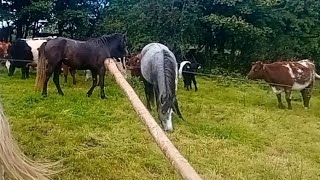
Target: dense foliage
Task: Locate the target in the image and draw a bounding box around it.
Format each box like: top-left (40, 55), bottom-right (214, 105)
top-left (1, 0), bottom-right (320, 73)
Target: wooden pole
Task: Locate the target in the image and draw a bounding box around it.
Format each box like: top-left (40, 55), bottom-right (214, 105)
top-left (104, 58), bottom-right (202, 180)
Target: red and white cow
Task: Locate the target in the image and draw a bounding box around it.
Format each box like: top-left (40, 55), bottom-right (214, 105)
top-left (247, 59), bottom-right (320, 109)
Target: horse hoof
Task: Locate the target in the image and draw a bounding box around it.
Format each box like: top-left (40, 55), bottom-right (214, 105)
top-left (87, 93), bottom-right (92, 97)
top-left (101, 95), bottom-right (106, 99)
top-left (42, 94), bottom-right (47, 97)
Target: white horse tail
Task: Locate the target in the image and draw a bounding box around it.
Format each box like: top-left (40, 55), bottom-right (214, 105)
top-left (315, 73), bottom-right (320, 80)
top-left (0, 104), bottom-right (60, 180)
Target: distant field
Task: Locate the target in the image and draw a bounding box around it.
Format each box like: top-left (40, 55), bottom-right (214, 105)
top-left (0, 68), bottom-right (320, 179)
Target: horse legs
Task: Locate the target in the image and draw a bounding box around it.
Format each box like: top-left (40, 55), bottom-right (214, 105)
top-left (53, 66), bottom-right (64, 96)
top-left (98, 67), bottom-right (106, 99)
top-left (143, 79), bottom-right (154, 110)
top-left (86, 71), bottom-right (98, 97)
top-left (173, 98), bottom-right (184, 120)
top-left (62, 65), bottom-right (68, 83)
top-left (69, 68), bottom-right (76, 85)
top-left (42, 65), bottom-right (54, 97)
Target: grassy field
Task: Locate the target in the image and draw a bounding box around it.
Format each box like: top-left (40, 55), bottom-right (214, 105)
top-left (0, 68), bottom-right (320, 179)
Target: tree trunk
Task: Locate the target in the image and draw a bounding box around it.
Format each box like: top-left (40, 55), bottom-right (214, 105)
top-left (24, 22), bottom-right (30, 38)
top-left (16, 20), bottom-right (23, 39)
top-left (58, 22), bottom-right (63, 36)
top-left (32, 21), bottom-right (38, 38)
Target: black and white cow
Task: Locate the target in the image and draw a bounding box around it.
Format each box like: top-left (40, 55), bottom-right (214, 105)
top-left (178, 61), bottom-right (201, 91)
top-left (6, 38), bottom-right (52, 79)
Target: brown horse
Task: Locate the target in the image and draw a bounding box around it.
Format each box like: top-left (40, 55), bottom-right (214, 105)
top-left (39, 33), bottom-right (128, 99)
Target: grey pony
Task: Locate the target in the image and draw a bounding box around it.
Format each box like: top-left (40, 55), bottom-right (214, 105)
top-left (140, 43), bottom-right (183, 132)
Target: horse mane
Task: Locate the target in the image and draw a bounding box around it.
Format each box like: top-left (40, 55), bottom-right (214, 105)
top-left (87, 33), bottom-right (124, 47)
top-left (162, 49), bottom-right (176, 113)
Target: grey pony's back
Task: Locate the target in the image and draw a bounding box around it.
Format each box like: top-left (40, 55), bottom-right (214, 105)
top-left (140, 43), bottom-right (178, 112)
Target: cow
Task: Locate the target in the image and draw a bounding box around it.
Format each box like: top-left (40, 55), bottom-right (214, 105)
top-left (6, 38), bottom-right (48, 77)
top-left (126, 53), bottom-right (142, 78)
top-left (178, 60), bottom-right (201, 91)
top-left (0, 41), bottom-right (10, 60)
top-left (247, 59), bottom-right (320, 109)
top-left (7, 39), bottom-right (34, 79)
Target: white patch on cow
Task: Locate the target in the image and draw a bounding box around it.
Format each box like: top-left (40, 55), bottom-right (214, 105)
top-left (178, 61), bottom-right (191, 79)
top-left (283, 64), bottom-right (295, 78)
top-left (292, 80), bottom-right (312, 91)
top-left (297, 59), bottom-right (310, 68)
top-left (271, 86), bottom-right (284, 94)
top-left (5, 60), bottom-right (10, 72)
top-left (297, 69), bottom-right (303, 73)
top-left (25, 39), bottom-right (48, 64)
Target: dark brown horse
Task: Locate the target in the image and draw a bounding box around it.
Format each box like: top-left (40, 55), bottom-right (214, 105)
top-left (39, 33), bottom-right (128, 99)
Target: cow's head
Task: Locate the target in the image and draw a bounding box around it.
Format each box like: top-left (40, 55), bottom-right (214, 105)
top-left (0, 42), bottom-right (11, 58)
top-left (247, 61), bottom-right (265, 80)
top-left (126, 53), bottom-right (141, 70)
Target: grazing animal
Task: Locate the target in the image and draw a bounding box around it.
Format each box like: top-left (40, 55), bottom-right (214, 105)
top-left (0, 42), bottom-right (10, 67)
top-left (5, 38), bottom-right (55, 78)
top-left (7, 39), bottom-right (34, 79)
top-left (140, 43), bottom-right (183, 132)
top-left (178, 60), bottom-right (201, 91)
top-left (39, 33), bottom-right (128, 99)
top-left (0, 41), bottom-right (10, 58)
top-left (247, 59), bottom-right (320, 109)
top-left (127, 53), bottom-right (142, 78)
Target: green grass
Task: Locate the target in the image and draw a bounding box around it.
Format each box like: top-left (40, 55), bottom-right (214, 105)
top-left (1, 68), bottom-right (320, 179)
top-left (0, 68), bottom-right (179, 180)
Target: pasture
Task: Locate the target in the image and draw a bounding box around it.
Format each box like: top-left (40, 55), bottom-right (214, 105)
top-left (0, 68), bottom-right (320, 179)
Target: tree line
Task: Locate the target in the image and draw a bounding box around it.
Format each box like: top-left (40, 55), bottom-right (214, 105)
top-left (1, 0), bottom-right (320, 73)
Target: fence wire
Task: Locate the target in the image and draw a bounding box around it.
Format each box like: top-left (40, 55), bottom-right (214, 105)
top-left (1, 58), bottom-right (319, 91)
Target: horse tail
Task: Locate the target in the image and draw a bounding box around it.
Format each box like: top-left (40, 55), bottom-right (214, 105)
top-left (0, 104), bottom-right (60, 180)
top-left (35, 42), bottom-right (48, 91)
top-left (161, 49), bottom-right (177, 113)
